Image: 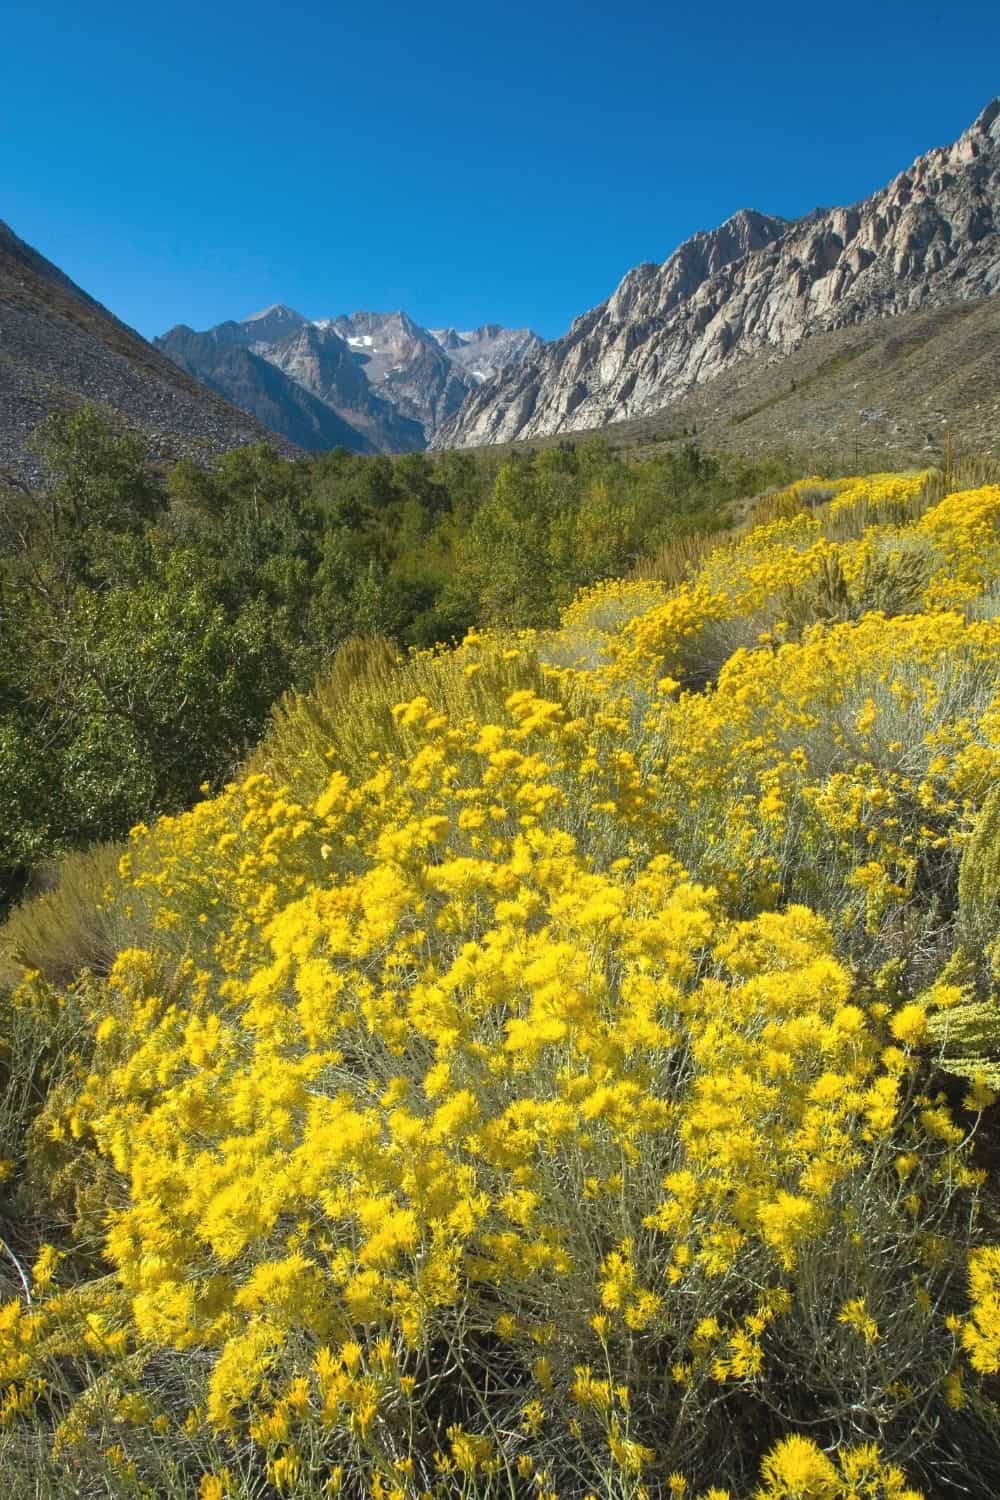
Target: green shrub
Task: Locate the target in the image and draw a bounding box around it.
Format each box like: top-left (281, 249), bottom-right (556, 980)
top-left (925, 792), bottom-right (1000, 1086)
top-left (780, 544), bottom-right (933, 637)
top-left (253, 633), bottom-right (580, 804)
top-left (0, 974), bottom-right (91, 1307)
top-left (628, 530), bottom-right (721, 586)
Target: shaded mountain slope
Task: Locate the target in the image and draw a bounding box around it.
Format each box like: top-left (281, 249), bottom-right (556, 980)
top-left (0, 220), bottom-right (288, 480)
top-left (155, 326), bottom-right (379, 453)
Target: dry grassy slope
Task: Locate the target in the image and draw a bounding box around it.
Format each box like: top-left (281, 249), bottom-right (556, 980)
top-left (477, 293), bottom-right (1000, 471)
top-left (0, 221), bottom-right (296, 481)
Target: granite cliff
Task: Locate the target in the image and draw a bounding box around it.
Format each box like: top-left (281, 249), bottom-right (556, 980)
top-left (435, 100), bottom-right (1000, 447)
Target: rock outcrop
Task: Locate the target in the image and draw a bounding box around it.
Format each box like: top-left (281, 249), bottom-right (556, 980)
top-left (428, 323), bottom-right (543, 384)
top-left (435, 100), bottom-right (1000, 447)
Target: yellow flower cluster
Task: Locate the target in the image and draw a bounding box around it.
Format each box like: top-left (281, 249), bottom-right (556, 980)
top-left (3, 469), bottom-right (1000, 1496)
top-left (599, 471), bottom-right (969, 688)
top-left (918, 484), bottom-right (1000, 607)
top-left (559, 576), bottom-right (670, 637)
top-left (825, 470), bottom-right (931, 521)
top-left (646, 609), bottom-right (1000, 926)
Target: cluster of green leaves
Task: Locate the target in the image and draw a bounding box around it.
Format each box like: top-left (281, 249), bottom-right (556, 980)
top-left (0, 408), bottom-right (789, 906)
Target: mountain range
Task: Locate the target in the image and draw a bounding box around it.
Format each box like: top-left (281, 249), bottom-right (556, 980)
top-left (434, 98), bottom-right (1000, 448)
top-left (154, 310), bottom-right (542, 452)
top-left (3, 98), bottom-right (1000, 477)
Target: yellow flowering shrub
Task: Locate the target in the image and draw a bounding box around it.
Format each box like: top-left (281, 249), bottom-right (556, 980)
top-left (3, 470), bottom-right (1000, 1496)
top-left (825, 470), bottom-right (932, 524)
top-left (560, 577), bottom-right (671, 637)
top-left (645, 610), bottom-right (1000, 927)
top-left (919, 484), bottom-right (1000, 607)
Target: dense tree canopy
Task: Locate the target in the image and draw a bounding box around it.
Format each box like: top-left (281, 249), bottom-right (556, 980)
top-left (0, 409), bottom-right (789, 906)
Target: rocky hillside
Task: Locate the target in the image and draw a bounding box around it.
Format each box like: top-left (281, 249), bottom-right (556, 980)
top-left (157, 307), bottom-right (541, 451)
top-left (487, 292), bottom-right (1000, 471)
top-left (0, 220), bottom-right (286, 482)
top-left (436, 99), bottom-right (1000, 448)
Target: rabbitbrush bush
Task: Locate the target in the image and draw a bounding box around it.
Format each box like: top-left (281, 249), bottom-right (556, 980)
top-left (3, 471), bottom-right (1000, 1498)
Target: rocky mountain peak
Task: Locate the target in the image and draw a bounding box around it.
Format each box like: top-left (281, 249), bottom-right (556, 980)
top-left (429, 326), bottom-right (465, 351)
top-left (244, 301), bottom-right (306, 324)
top-left (234, 303), bottom-right (309, 343)
top-left (335, 309), bottom-right (430, 346)
top-left (435, 99), bottom-right (1000, 449)
top-left (965, 96), bottom-right (1000, 142)
top-left (696, 207), bottom-right (791, 258)
top-left (436, 324), bottom-right (545, 385)
top-left (156, 302), bottom-right (541, 452)
top-left (469, 322), bottom-right (504, 341)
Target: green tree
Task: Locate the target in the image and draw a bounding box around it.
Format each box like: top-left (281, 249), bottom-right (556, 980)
top-left (31, 404), bottom-right (165, 535)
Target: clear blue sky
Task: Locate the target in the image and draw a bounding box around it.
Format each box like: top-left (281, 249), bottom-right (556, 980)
top-left (3, 0), bottom-right (999, 341)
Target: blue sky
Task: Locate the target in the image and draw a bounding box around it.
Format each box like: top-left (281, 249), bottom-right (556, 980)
top-left (3, 0), bottom-right (999, 341)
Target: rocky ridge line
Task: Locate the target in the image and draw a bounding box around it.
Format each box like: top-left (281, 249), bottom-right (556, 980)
top-left (157, 309), bottom-right (543, 452)
top-left (433, 100), bottom-right (1000, 447)
top-left (0, 220), bottom-right (291, 482)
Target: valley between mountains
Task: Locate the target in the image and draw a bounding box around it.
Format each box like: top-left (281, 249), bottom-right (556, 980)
top-left (3, 98), bottom-right (1000, 480)
top-left (154, 310), bottom-right (543, 453)
top-left (8, 75), bottom-right (1000, 1500)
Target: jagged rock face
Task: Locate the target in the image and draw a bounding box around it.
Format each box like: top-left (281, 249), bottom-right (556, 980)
top-left (429, 324), bottom-right (544, 383)
top-left (435, 100), bottom-right (1000, 448)
top-left (0, 221), bottom-right (288, 482)
top-left (193, 303), bottom-right (312, 350)
top-left (156, 320), bottom-right (408, 454)
top-left (158, 305), bottom-right (542, 453)
top-left (331, 312), bottom-right (471, 436)
top-left (232, 303), bottom-right (310, 345)
top-left (261, 322), bottom-right (425, 452)
top-left (153, 326), bottom-right (378, 454)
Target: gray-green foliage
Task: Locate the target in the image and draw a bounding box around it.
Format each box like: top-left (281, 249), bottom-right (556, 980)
top-left (781, 544), bottom-right (933, 637)
top-left (959, 783), bottom-right (1000, 957)
top-left (0, 843), bottom-right (130, 987)
top-left (927, 790), bottom-right (1000, 1084)
top-left (929, 995), bottom-right (1000, 1088)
